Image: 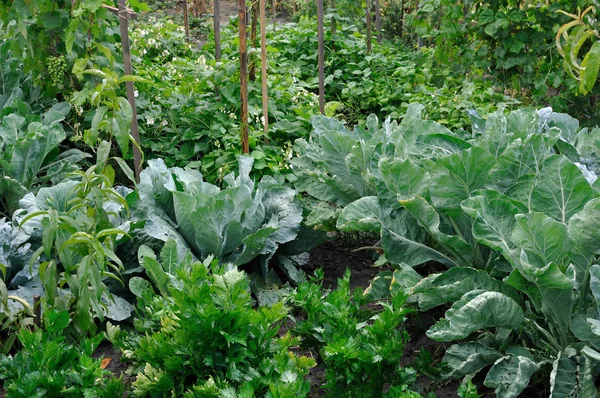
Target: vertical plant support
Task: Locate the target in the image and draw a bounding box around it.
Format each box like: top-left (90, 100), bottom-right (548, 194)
top-left (331, 0), bottom-right (336, 35)
top-left (375, 0), bottom-right (381, 44)
top-left (250, 2), bottom-right (259, 81)
top-left (416, 0), bottom-right (422, 49)
top-left (400, 0), bottom-right (405, 37)
top-left (260, 0), bottom-right (269, 141)
top-left (183, 0), bottom-right (190, 39)
top-left (272, 0), bottom-right (276, 30)
top-left (214, 0), bottom-right (221, 61)
top-left (317, 0), bottom-right (325, 114)
top-left (366, 0), bottom-right (372, 53)
top-left (117, 0), bottom-right (142, 182)
top-left (239, 0), bottom-right (249, 154)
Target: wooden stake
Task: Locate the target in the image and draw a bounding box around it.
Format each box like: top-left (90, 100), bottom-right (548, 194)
top-left (416, 0), bottom-right (422, 49)
top-left (183, 0), bottom-right (190, 39)
top-left (400, 0), bottom-right (404, 37)
top-left (249, 2), bottom-right (259, 81)
top-left (118, 0), bottom-right (142, 182)
top-left (330, 0), bottom-right (336, 35)
top-left (260, 0), bottom-right (269, 141)
top-left (317, 0), bottom-right (325, 114)
top-left (374, 0), bottom-right (381, 44)
top-left (366, 0), bottom-right (372, 53)
top-left (214, 0), bottom-right (221, 61)
top-left (239, 0), bottom-right (249, 154)
top-left (272, 0), bottom-right (276, 30)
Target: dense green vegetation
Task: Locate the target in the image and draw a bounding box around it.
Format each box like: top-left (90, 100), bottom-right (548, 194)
top-left (1, 0), bottom-right (600, 396)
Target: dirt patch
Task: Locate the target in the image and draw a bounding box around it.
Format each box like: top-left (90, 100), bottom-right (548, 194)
top-left (94, 341), bottom-right (135, 395)
top-left (304, 239), bottom-right (383, 290)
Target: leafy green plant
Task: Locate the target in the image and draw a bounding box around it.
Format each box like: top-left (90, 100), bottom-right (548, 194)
top-left (0, 101), bottom-right (89, 216)
top-left (556, 6), bottom-right (600, 94)
top-left (136, 155), bottom-right (305, 287)
top-left (294, 105), bottom-right (600, 396)
top-left (14, 162), bottom-right (134, 338)
top-left (0, 308), bottom-right (125, 398)
top-left (111, 240), bottom-right (316, 397)
top-left (292, 270), bottom-right (418, 396)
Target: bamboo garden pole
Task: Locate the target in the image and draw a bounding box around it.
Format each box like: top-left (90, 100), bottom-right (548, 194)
top-left (214, 0), bottom-right (221, 60)
top-left (250, 2), bottom-right (259, 81)
top-left (366, 0), bottom-right (372, 53)
top-left (317, 0), bottom-right (325, 114)
top-left (260, 0), bottom-right (269, 142)
top-left (272, 0), bottom-right (276, 30)
top-left (331, 0), bottom-right (336, 35)
top-left (183, 0), bottom-right (190, 39)
top-left (239, 0), bottom-right (249, 153)
top-left (117, 0), bottom-right (142, 182)
top-left (374, 0), bottom-right (381, 44)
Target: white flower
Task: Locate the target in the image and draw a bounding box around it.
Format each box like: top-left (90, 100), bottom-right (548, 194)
top-left (147, 117), bottom-right (155, 125)
top-left (134, 90), bottom-right (139, 98)
top-left (161, 120), bottom-right (168, 126)
top-left (228, 112), bottom-right (236, 120)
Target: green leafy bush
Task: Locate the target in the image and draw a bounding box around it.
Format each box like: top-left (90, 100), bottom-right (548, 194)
top-left (0, 101), bottom-right (89, 216)
top-left (293, 105), bottom-right (600, 396)
top-left (112, 241), bottom-right (316, 397)
top-left (0, 309), bottom-right (125, 398)
top-left (292, 270), bottom-right (419, 396)
top-left (12, 164), bottom-right (134, 338)
top-left (136, 155), bottom-right (305, 285)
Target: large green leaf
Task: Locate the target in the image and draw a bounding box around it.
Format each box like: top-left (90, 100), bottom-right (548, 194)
top-left (8, 123), bottom-right (65, 189)
top-left (376, 157), bottom-right (429, 205)
top-left (488, 133), bottom-right (557, 193)
top-left (461, 189), bottom-right (526, 262)
top-left (550, 350), bottom-right (597, 398)
top-left (381, 209), bottom-right (458, 268)
top-left (412, 267), bottom-right (521, 311)
top-left (427, 290), bottom-right (524, 342)
top-left (568, 198), bottom-right (600, 254)
top-left (484, 354), bottom-right (541, 398)
top-left (442, 342), bottom-right (503, 379)
top-left (530, 156), bottom-right (593, 224)
top-left (401, 195), bottom-right (472, 267)
top-left (138, 158), bottom-right (177, 222)
top-left (511, 212), bottom-right (572, 268)
top-left (512, 256), bottom-right (575, 343)
top-left (430, 147), bottom-right (496, 213)
top-left (336, 196), bottom-right (381, 232)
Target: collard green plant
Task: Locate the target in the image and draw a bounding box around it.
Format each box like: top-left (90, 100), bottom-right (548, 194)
top-left (0, 101), bottom-right (89, 216)
top-left (294, 105), bottom-right (600, 396)
top-left (111, 240), bottom-right (316, 397)
top-left (136, 155), bottom-right (304, 284)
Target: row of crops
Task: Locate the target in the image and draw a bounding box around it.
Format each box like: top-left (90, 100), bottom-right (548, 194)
top-left (1, 0), bottom-right (600, 396)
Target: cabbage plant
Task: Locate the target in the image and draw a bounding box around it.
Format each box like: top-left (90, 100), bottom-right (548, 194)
top-left (137, 156), bottom-right (303, 281)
